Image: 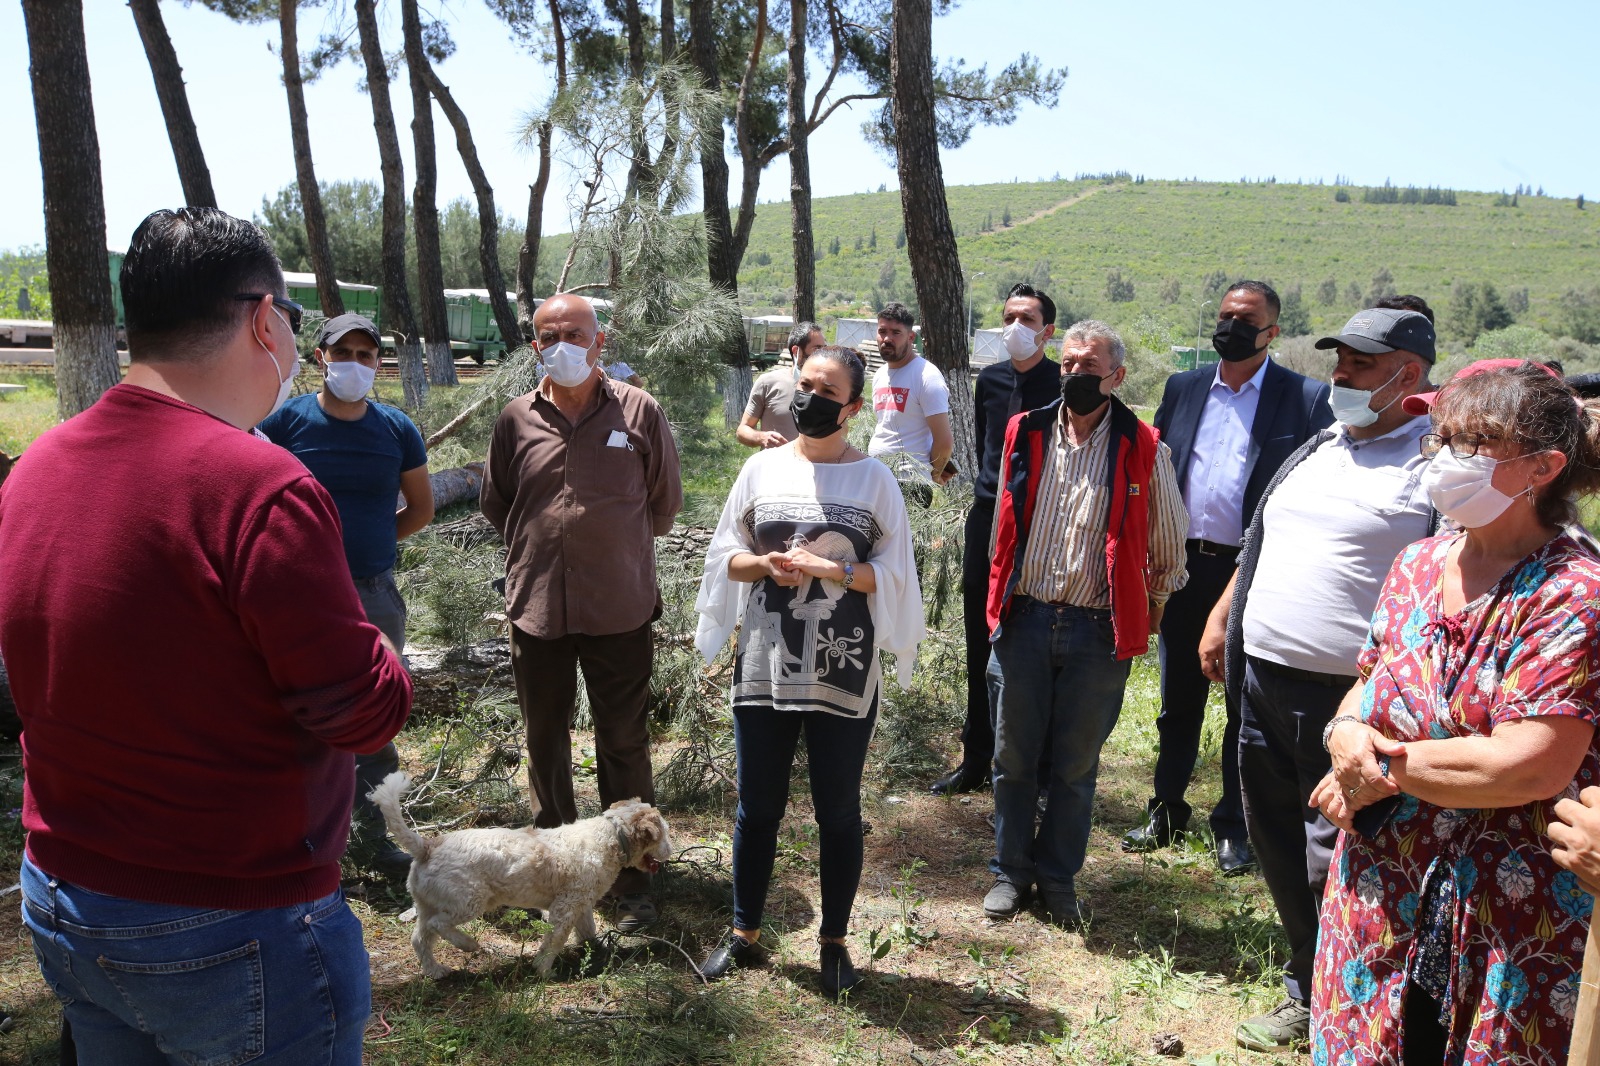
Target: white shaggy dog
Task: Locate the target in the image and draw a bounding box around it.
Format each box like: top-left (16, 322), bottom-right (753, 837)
top-left (368, 771), bottom-right (673, 978)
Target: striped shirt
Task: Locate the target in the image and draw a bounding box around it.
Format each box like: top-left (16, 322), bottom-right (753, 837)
top-left (1015, 412), bottom-right (1189, 608)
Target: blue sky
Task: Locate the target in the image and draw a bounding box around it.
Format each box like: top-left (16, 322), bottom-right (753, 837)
top-left (1, 0), bottom-right (1594, 253)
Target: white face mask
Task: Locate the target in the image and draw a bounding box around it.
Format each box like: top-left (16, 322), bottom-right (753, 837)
top-left (1421, 449), bottom-right (1519, 528)
top-left (1328, 365), bottom-right (1406, 428)
top-left (259, 308), bottom-right (299, 419)
top-left (542, 340), bottom-right (594, 388)
top-left (323, 359), bottom-right (375, 403)
top-left (1002, 321), bottom-right (1040, 361)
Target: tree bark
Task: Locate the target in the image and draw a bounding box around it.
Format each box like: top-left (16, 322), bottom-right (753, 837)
top-left (689, 0), bottom-right (746, 390)
top-left (516, 0), bottom-right (567, 343)
top-left (353, 0), bottom-right (426, 407)
top-left (660, 0), bottom-right (676, 60)
top-left (422, 66), bottom-right (521, 355)
top-left (891, 0), bottom-right (974, 477)
top-left (22, 0), bottom-right (121, 419)
top-left (128, 0), bottom-right (216, 209)
top-left (786, 0), bottom-right (814, 322)
top-left (278, 0), bottom-right (344, 320)
top-left (728, 0), bottom-right (772, 269)
top-left (401, 0), bottom-right (456, 386)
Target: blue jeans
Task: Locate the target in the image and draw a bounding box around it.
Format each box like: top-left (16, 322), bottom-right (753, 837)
top-left (21, 854), bottom-right (370, 1065)
top-left (989, 599), bottom-right (1130, 894)
top-left (731, 701), bottom-right (877, 938)
top-left (352, 570), bottom-right (406, 838)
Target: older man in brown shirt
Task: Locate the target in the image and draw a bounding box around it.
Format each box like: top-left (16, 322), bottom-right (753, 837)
top-left (482, 293), bottom-right (682, 929)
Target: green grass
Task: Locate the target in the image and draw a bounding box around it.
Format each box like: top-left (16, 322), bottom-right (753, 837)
top-left (0, 372), bottom-right (60, 456)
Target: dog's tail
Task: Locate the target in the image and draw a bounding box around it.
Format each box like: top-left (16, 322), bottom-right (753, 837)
top-left (366, 771), bottom-right (433, 864)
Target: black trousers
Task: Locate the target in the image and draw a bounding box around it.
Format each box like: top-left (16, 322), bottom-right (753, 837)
top-left (510, 622), bottom-right (656, 895)
top-left (1150, 543), bottom-right (1246, 840)
top-left (957, 500), bottom-right (997, 778)
top-left (1239, 655), bottom-right (1352, 1003)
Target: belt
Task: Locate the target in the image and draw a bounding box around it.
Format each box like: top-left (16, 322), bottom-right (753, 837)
top-left (1187, 538), bottom-right (1240, 559)
top-left (1011, 594), bottom-right (1111, 619)
top-left (1249, 655), bottom-right (1356, 689)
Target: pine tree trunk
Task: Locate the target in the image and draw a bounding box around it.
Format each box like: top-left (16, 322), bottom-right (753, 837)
top-left (128, 0), bottom-right (216, 209)
top-left (517, 0), bottom-right (567, 343)
top-left (401, 0), bottom-right (455, 386)
top-left (279, 0), bottom-right (344, 319)
top-left (786, 0), bottom-right (814, 322)
top-left (422, 67), bottom-right (521, 355)
top-left (22, 0), bottom-right (121, 419)
top-left (891, 0), bottom-right (974, 477)
top-left (517, 125), bottom-right (551, 343)
top-left (353, 0), bottom-right (426, 407)
top-left (690, 0), bottom-right (748, 427)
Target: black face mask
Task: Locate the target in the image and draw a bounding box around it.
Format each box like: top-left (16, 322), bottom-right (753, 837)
top-left (1212, 317), bottom-right (1269, 362)
top-left (790, 389), bottom-right (848, 438)
top-left (1060, 372), bottom-right (1110, 416)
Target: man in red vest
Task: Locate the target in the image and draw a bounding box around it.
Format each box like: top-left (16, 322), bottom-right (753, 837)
top-left (983, 320), bottom-right (1188, 926)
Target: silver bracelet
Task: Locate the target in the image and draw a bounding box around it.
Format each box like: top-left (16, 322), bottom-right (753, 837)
top-left (1322, 714), bottom-right (1362, 752)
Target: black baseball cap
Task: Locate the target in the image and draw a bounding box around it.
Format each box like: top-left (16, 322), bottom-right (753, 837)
top-left (317, 312), bottom-right (380, 348)
top-left (1314, 308), bottom-right (1436, 364)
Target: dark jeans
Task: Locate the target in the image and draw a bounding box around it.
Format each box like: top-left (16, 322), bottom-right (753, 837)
top-left (1238, 654), bottom-right (1352, 1003)
top-left (731, 701), bottom-right (877, 938)
top-left (958, 501), bottom-right (997, 778)
top-left (22, 855), bottom-right (369, 1065)
top-left (989, 599), bottom-right (1130, 894)
top-left (1152, 544), bottom-right (1246, 840)
top-left (351, 570), bottom-right (407, 841)
top-left (510, 623), bottom-right (656, 895)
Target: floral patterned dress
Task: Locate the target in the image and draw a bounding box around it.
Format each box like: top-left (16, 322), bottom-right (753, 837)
top-left (1311, 532), bottom-right (1600, 1066)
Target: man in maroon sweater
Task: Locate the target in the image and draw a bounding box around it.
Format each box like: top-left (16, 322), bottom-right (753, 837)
top-left (0, 208), bottom-right (411, 1064)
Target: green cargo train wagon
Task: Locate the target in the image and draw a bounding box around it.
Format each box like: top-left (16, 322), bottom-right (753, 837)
top-left (282, 272), bottom-right (383, 334)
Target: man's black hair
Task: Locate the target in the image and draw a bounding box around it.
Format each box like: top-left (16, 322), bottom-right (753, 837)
top-left (1374, 294), bottom-right (1436, 324)
top-left (1005, 283), bottom-right (1057, 326)
top-left (787, 320), bottom-right (822, 355)
top-left (1225, 279), bottom-right (1281, 322)
top-left (877, 301), bottom-right (915, 328)
top-left (121, 207), bottom-right (283, 362)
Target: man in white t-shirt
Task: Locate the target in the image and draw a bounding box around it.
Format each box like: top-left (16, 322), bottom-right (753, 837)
top-left (607, 360), bottom-right (643, 387)
top-left (866, 302), bottom-right (954, 485)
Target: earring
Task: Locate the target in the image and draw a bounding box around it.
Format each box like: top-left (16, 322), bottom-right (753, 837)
top-left (1525, 482), bottom-right (1537, 502)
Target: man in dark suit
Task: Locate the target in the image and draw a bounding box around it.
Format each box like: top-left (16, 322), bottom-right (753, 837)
top-left (1122, 280), bottom-right (1333, 873)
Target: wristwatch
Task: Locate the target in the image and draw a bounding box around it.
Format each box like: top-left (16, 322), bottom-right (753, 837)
top-left (841, 563), bottom-right (855, 589)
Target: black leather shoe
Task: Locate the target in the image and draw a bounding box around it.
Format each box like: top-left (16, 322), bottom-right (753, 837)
top-left (1217, 837), bottom-right (1256, 876)
top-left (818, 941), bottom-right (862, 999)
top-left (930, 766), bottom-right (987, 795)
top-left (696, 932), bottom-right (761, 981)
top-left (1121, 804), bottom-right (1184, 853)
top-left (1042, 891), bottom-right (1091, 931)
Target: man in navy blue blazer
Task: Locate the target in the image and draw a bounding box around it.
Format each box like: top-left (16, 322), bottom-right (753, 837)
top-left (1123, 280), bottom-right (1333, 873)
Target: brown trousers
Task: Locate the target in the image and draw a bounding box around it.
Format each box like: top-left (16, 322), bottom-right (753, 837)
top-left (509, 622), bottom-right (655, 894)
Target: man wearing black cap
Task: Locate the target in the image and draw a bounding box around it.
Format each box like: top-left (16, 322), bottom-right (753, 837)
top-left (258, 312), bottom-right (434, 875)
top-left (1196, 306), bottom-right (1437, 1050)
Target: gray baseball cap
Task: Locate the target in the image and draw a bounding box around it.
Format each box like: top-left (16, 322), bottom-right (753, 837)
top-left (1314, 308), bottom-right (1436, 363)
top-left (317, 312), bottom-right (380, 348)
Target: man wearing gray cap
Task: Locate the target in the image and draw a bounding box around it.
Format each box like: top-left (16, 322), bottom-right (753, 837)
top-left (258, 312), bottom-right (434, 875)
top-left (1195, 306), bottom-right (1438, 1051)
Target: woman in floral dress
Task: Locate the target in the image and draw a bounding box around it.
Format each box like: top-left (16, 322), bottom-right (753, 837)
top-left (692, 345), bottom-right (923, 999)
top-left (1310, 361), bottom-right (1600, 1065)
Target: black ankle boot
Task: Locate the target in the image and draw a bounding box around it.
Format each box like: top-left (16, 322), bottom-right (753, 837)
top-left (697, 931), bottom-right (760, 981)
top-left (818, 940), bottom-right (862, 999)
